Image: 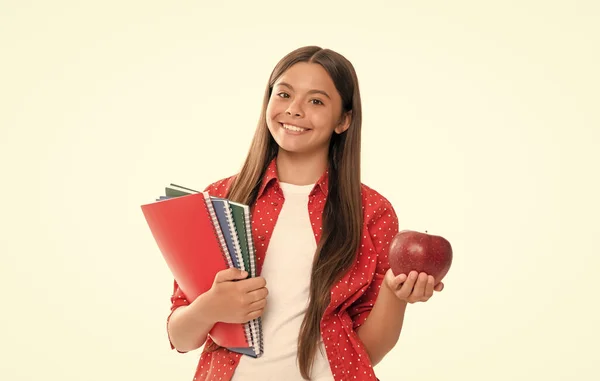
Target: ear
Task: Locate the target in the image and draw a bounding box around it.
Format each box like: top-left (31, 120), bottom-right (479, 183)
top-left (334, 110), bottom-right (352, 134)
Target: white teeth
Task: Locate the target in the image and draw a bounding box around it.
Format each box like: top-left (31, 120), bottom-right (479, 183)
top-left (282, 123), bottom-right (307, 132)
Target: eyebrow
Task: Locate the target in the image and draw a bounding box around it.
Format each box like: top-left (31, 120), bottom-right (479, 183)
top-left (277, 81), bottom-right (331, 99)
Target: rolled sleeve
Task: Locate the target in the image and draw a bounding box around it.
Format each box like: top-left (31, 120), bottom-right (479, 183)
top-left (167, 279), bottom-right (190, 352)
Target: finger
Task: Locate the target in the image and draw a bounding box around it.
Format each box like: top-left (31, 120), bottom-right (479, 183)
top-left (384, 269), bottom-right (396, 288)
top-left (244, 308), bottom-right (264, 322)
top-left (248, 298), bottom-right (267, 311)
top-left (411, 272), bottom-right (428, 300)
top-left (397, 271), bottom-right (418, 299)
top-left (215, 268), bottom-right (248, 283)
top-left (394, 274), bottom-right (408, 289)
top-left (434, 282), bottom-right (444, 292)
top-left (424, 275), bottom-right (435, 299)
top-left (240, 276), bottom-right (267, 292)
top-left (246, 287), bottom-right (268, 303)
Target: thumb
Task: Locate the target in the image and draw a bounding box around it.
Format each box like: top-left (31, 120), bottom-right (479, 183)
top-left (215, 267), bottom-right (248, 283)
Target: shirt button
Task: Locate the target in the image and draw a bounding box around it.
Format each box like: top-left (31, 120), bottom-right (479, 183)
top-left (230, 359), bottom-right (235, 365)
top-left (273, 202), bottom-right (278, 206)
top-left (258, 235), bottom-right (265, 241)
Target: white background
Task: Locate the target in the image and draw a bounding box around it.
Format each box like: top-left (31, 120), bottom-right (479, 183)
top-left (2, 1), bottom-right (598, 380)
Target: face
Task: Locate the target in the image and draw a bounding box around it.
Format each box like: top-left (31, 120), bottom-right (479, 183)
top-left (266, 62), bottom-right (350, 157)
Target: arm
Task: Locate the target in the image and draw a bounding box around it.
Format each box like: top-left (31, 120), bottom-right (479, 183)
top-left (358, 270), bottom-right (443, 365)
top-left (166, 268), bottom-right (267, 353)
top-left (167, 290), bottom-right (217, 353)
top-left (356, 283), bottom-right (407, 366)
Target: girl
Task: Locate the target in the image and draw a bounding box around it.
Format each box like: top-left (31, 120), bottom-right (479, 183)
top-left (166, 46), bottom-right (444, 381)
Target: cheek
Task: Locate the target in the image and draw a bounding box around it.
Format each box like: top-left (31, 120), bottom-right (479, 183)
top-left (266, 99), bottom-right (280, 121)
top-left (310, 110), bottom-right (336, 130)
top-left (267, 94), bottom-right (286, 112)
top-left (265, 100), bottom-right (281, 131)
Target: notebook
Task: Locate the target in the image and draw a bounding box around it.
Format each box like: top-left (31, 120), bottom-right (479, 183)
top-left (210, 197), bottom-right (257, 357)
top-left (228, 200), bottom-right (263, 357)
top-left (141, 183), bottom-right (263, 357)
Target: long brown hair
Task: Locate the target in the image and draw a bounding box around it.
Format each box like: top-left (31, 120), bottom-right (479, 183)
top-left (227, 46), bottom-right (363, 379)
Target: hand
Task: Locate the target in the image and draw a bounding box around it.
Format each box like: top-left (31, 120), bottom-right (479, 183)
top-left (384, 269), bottom-right (444, 304)
top-left (201, 268), bottom-right (268, 324)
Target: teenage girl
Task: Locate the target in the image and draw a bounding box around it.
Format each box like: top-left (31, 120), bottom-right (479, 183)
top-left (165, 45), bottom-right (444, 381)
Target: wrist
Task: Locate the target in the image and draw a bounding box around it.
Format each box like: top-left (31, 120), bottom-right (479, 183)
top-left (380, 281), bottom-right (409, 310)
top-left (190, 290), bottom-right (218, 326)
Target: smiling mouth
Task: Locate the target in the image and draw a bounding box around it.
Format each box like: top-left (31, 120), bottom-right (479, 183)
top-left (280, 123), bottom-right (309, 132)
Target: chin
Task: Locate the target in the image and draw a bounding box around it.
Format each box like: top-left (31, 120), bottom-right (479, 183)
top-left (276, 144), bottom-right (305, 154)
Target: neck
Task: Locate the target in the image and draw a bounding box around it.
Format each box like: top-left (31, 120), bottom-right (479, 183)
top-left (276, 149), bottom-right (328, 185)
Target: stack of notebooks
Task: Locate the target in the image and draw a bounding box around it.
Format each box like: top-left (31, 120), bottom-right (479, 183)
top-left (141, 183), bottom-right (263, 358)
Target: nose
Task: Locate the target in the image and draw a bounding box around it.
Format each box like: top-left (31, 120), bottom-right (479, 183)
top-left (285, 100), bottom-right (304, 117)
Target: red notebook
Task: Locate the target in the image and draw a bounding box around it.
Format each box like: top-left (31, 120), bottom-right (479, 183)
top-left (141, 191), bottom-right (249, 349)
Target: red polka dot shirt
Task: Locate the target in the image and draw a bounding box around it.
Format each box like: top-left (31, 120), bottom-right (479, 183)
top-left (167, 158), bottom-right (399, 381)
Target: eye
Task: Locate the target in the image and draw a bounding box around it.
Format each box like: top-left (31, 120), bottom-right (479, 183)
top-left (277, 92), bottom-right (290, 98)
top-left (310, 99), bottom-right (324, 105)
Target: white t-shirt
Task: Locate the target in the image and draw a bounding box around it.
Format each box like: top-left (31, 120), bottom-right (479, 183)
top-left (231, 182), bottom-right (334, 381)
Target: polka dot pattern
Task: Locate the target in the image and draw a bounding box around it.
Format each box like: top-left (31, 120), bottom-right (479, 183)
top-left (166, 158), bottom-right (399, 381)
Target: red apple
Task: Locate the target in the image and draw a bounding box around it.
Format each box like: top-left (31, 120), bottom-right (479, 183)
top-left (388, 230), bottom-right (453, 284)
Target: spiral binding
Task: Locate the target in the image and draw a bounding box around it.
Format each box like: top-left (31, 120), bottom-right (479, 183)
top-left (227, 201), bottom-right (263, 357)
top-left (243, 205), bottom-right (264, 357)
top-left (201, 192), bottom-right (233, 268)
top-left (229, 204), bottom-right (261, 356)
top-left (222, 202), bottom-right (255, 354)
top-left (242, 206), bottom-right (257, 281)
top-left (213, 197), bottom-right (260, 356)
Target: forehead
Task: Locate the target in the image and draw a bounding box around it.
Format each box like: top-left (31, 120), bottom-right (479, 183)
top-left (274, 62), bottom-right (337, 94)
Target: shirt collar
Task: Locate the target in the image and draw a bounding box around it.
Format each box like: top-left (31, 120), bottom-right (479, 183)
top-left (257, 157), bottom-right (329, 199)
